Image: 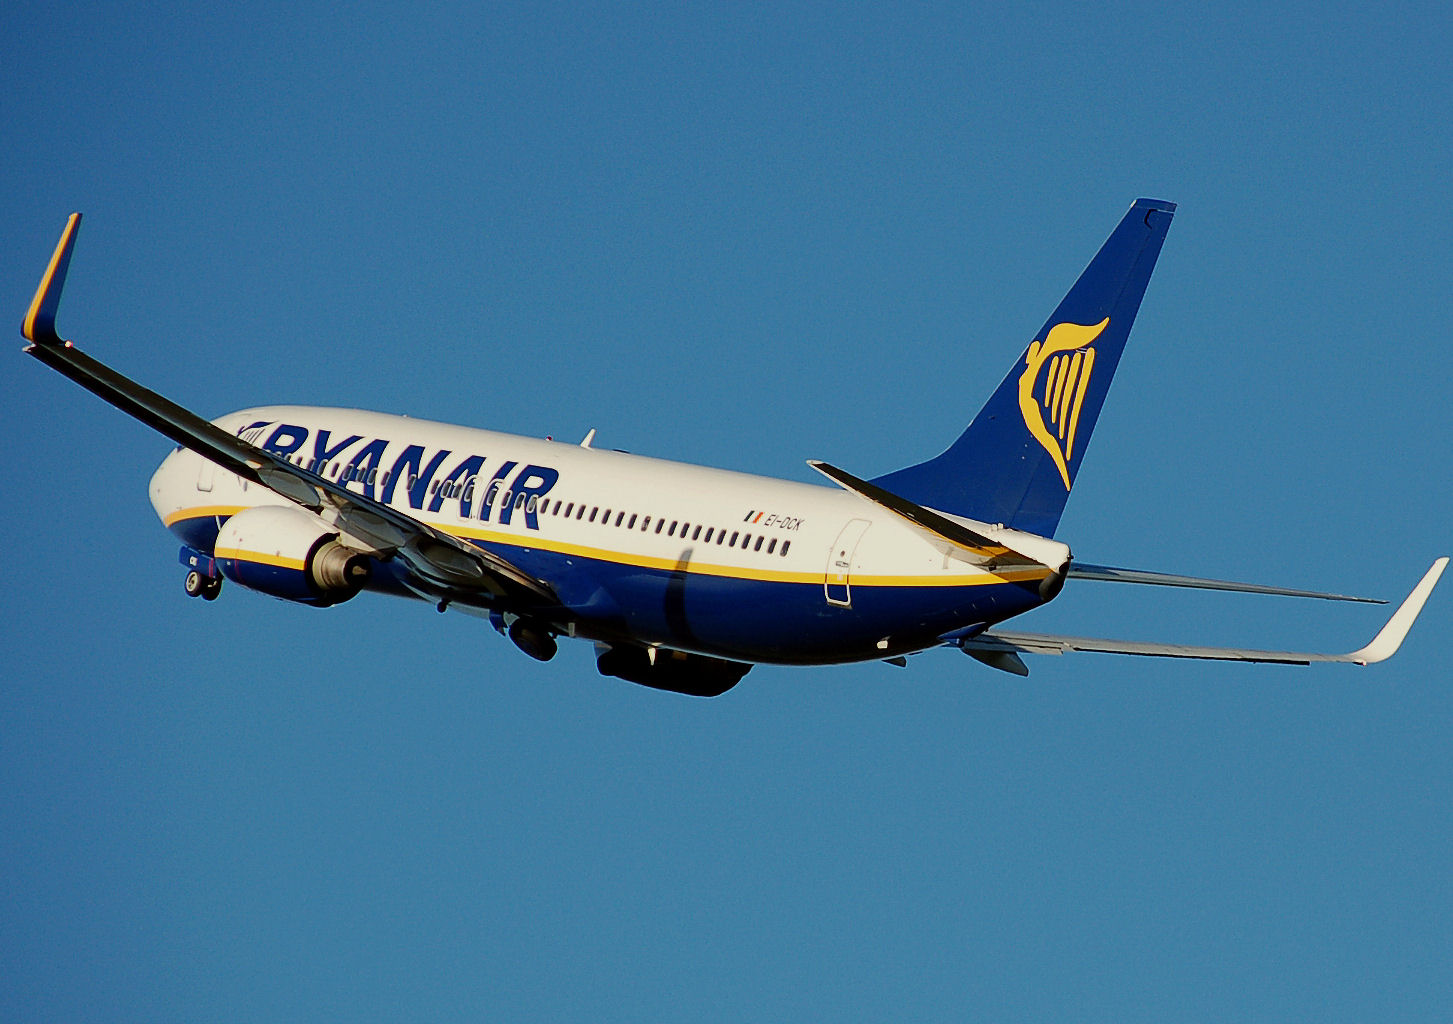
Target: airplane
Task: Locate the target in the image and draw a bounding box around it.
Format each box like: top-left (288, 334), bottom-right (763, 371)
top-left (22, 200), bottom-right (1446, 696)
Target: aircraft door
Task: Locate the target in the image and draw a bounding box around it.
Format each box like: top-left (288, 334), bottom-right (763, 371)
top-left (196, 452), bottom-right (215, 492)
top-left (825, 518), bottom-right (871, 606)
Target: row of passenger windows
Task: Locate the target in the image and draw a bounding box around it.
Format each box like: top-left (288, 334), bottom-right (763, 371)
top-left (542, 499), bottom-right (792, 557)
top-left (284, 454), bottom-right (792, 558)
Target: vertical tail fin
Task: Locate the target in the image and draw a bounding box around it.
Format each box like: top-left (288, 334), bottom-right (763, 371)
top-left (872, 198), bottom-right (1175, 537)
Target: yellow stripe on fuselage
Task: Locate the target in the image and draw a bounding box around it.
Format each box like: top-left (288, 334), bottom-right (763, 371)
top-left (166, 506), bottom-right (1049, 589)
top-left (163, 505), bottom-right (246, 527)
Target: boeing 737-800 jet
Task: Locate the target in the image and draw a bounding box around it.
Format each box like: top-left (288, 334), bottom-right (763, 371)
top-left (22, 201), bottom-right (1445, 695)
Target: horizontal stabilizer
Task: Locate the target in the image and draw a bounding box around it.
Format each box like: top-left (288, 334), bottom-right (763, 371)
top-left (962, 558), bottom-right (1446, 669)
top-left (808, 460), bottom-right (1069, 571)
top-left (1068, 563), bottom-right (1384, 604)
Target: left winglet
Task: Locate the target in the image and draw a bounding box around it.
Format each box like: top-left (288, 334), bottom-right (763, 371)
top-left (21, 212), bottom-right (556, 607)
top-left (23, 212), bottom-right (82, 346)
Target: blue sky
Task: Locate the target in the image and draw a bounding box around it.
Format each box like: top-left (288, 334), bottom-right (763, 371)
top-left (3, 2), bottom-right (1450, 1020)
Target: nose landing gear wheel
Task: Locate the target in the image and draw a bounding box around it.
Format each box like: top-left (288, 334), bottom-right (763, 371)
top-left (185, 570), bottom-right (223, 600)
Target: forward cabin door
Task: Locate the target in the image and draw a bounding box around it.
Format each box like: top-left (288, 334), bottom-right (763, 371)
top-left (824, 519), bottom-right (871, 606)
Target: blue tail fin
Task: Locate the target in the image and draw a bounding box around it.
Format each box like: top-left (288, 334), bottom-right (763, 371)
top-left (871, 198), bottom-right (1176, 537)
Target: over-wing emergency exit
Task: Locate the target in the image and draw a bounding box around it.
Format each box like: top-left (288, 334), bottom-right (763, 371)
top-left (22, 201), bottom-right (1445, 695)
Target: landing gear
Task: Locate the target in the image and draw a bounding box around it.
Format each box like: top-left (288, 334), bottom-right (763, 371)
top-left (508, 618), bottom-right (558, 661)
top-left (185, 570), bottom-right (222, 601)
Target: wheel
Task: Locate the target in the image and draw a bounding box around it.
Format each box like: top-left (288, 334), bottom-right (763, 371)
top-left (202, 576), bottom-right (222, 601)
top-left (184, 570), bottom-right (205, 597)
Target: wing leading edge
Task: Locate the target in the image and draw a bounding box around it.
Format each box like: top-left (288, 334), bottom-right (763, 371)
top-left (22, 213), bottom-right (552, 606)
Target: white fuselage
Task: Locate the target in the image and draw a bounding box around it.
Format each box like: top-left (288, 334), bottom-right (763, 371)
top-left (149, 406), bottom-right (1056, 664)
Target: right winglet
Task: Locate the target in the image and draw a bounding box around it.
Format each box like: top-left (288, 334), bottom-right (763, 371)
top-left (1346, 557), bottom-right (1447, 664)
top-left (23, 213), bottom-right (82, 346)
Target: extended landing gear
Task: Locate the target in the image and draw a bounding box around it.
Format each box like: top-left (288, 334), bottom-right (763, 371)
top-left (184, 570), bottom-right (222, 601)
top-left (508, 618), bottom-right (558, 662)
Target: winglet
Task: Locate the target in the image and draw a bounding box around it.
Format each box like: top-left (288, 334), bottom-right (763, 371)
top-left (23, 213), bottom-right (83, 346)
top-left (1347, 557), bottom-right (1447, 664)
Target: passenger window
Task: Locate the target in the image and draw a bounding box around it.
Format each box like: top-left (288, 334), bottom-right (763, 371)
top-left (565, 502), bottom-right (574, 517)
top-left (628, 514), bottom-right (637, 529)
top-left (667, 521), bottom-right (676, 537)
top-left (780, 540), bottom-right (791, 556)
top-left (642, 516), bottom-right (651, 531)
top-left (729, 531), bottom-right (739, 546)
top-left (754, 536), bottom-right (764, 552)
top-left (589, 507), bottom-right (598, 523)
top-left (615, 512), bottom-right (625, 527)
top-left (692, 525), bottom-right (702, 541)
top-left (552, 500), bottom-right (562, 515)
top-left (515, 493), bottom-right (527, 510)
top-left (576, 505), bottom-right (585, 520)
top-left (767, 538), bottom-right (777, 553)
top-left (704, 528), bottom-right (714, 543)
top-left (527, 495), bottom-right (538, 513)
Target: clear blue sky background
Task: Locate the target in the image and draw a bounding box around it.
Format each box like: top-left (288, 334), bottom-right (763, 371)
top-left (3, 2), bottom-right (1450, 1020)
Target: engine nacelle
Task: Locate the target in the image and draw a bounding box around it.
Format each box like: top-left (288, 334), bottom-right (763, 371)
top-left (215, 505), bottom-right (371, 606)
top-left (596, 645), bottom-right (751, 697)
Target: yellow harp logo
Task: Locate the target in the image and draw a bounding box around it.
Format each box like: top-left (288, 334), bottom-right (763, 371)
top-left (1017, 317), bottom-right (1110, 490)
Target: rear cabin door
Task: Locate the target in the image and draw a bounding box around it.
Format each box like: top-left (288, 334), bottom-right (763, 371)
top-left (825, 519), bottom-right (871, 606)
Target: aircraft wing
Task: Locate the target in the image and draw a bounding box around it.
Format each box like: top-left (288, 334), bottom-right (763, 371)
top-left (23, 213), bottom-right (553, 606)
top-left (957, 558), bottom-right (1447, 675)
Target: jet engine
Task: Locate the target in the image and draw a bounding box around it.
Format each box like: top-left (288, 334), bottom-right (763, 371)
top-left (596, 644), bottom-right (751, 697)
top-left (214, 505), bottom-right (371, 606)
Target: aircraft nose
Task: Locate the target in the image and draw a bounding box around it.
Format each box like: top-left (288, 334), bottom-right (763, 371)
top-left (149, 446), bottom-right (190, 523)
